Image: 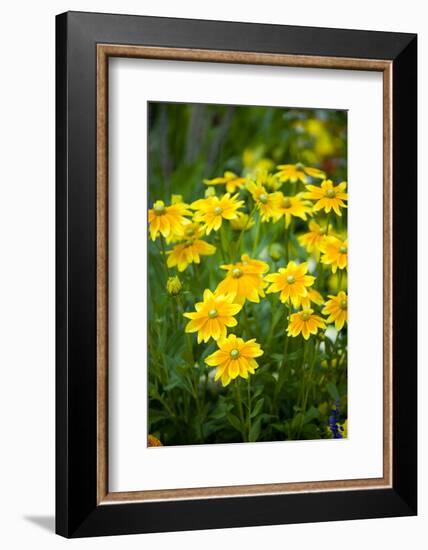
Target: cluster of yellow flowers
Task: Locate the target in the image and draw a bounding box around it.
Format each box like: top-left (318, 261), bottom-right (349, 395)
top-left (148, 161), bottom-right (348, 387)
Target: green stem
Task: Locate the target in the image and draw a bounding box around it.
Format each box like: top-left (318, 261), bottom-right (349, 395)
top-left (296, 340), bottom-right (319, 439)
top-left (217, 226), bottom-right (227, 262)
top-left (325, 211), bottom-right (332, 235)
top-left (235, 205), bottom-right (257, 260)
top-left (337, 269), bottom-right (343, 292)
top-left (272, 305), bottom-right (290, 415)
top-left (247, 377), bottom-right (252, 441)
top-left (178, 295), bottom-right (194, 365)
top-left (297, 339), bottom-right (309, 412)
top-left (285, 223), bottom-right (290, 264)
top-left (159, 235), bottom-right (170, 280)
top-left (266, 299), bottom-right (282, 348)
top-left (252, 212), bottom-right (261, 256)
top-left (241, 305), bottom-right (252, 339)
top-left (234, 381), bottom-right (246, 442)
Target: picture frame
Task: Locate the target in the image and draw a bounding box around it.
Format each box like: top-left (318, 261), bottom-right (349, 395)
top-left (56, 11), bottom-right (417, 538)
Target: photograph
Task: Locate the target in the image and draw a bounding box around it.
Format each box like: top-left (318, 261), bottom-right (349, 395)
top-left (147, 101), bottom-right (348, 446)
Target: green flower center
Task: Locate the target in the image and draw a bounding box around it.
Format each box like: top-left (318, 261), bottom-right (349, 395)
top-left (208, 309), bottom-right (218, 319)
top-left (282, 197), bottom-right (292, 209)
top-left (214, 206), bottom-right (223, 215)
top-left (340, 299), bottom-right (347, 310)
top-left (153, 201), bottom-right (166, 215)
top-left (287, 275), bottom-right (296, 284)
top-left (325, 189), bottom-right (336, 198)
top-left (295, 162), bottom-right (304, 172)
top-left (232, 267), bottom-right (243, 278)
top-left (230, 348), bottom-right (240, 359)
top-left (339, 246), bottom-right (347, 254)
top-left (301, 311), bottom-right (311, 321)
top-left (259, 193), bottom-right (268, 204)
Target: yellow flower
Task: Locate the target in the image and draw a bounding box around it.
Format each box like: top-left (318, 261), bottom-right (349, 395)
top-left (275, 162), bottom-right (325, 184)
top-left (229, 212), bottom-right (255, 231)
top-left (304, 179), bottom-right (348, 216)
top-left (183, 289), bottom-right (242, 343)
top-left (251, 169), bottom-right (282, 191)
top-left (204, 171), bottom-right (246, 194)
top-left (166, 276), bottom-right (182, 295)
top-left (246, 180), bottom-right (280, 221)
top-left (165, 219), bottom-right (206, 244)
top-left (167, 239), bottom-right (216, 272)
top-left (216, 254), bottom-right (269, 304)
top-left (322, 291), bottom-right (348, 330)
top-left (191, 193), bottom-right (244, 234)
top-left (320, 236), bottom-right (348, 273)
top-left (287, 309), bottom-right (326, 340)
top-left (273, 192), bottom-right (313, 228)
top-left (298, 220), bottom-right (329, 255)
top-left (265, 261), bottom-right (315, 307)
top-left (147, 434), bottom-right (163, 447)
top-left (205, 334), bottom-right (263, 386)
top-left (300, 288), bottom-right (324, 309)
top-left (148, 199), bottom-right (192, 241)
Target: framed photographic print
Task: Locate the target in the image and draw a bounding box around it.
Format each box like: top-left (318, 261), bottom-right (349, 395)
top-left (56, 11), bottom-right (417, 538)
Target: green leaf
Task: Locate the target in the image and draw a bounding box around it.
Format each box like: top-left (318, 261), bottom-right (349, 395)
top-left (304, 406), bottom-right (319, 424)
top-left (226, 413), bottom-right (242, 433)
top-left (326, 382), bottom-right (340, 401)
top-left (148, 409), bottom-right (170, 424)
top-left (250, 398), bottom-right (265, 418)
top-left (249, 418), bottom-right (262, 442)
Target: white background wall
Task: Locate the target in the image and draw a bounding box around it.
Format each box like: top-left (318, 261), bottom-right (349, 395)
top-left (0, 1), bottom-right (424, 548)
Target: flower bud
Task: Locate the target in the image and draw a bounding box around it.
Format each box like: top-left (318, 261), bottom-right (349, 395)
top-left (204, 186), bottom-right (216, 198)
top-left (268, 243), bottom-right (283, 261)
top-left (166, 276), bottom-right (182, 296)
top-left (171, 194), bottom-right (183, 204)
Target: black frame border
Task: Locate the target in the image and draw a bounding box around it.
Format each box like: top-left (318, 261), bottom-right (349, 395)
top-left (56, 11), bottom-right (417, 538)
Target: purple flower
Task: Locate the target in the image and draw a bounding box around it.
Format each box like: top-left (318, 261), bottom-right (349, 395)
top-left (329, 400), bottom-right (344, 439)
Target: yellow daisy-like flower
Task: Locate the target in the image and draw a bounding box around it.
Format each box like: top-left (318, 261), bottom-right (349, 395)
top-left (300, 288), bottom-right (324, 309)
top-left (205, 334), bottom-right (263, 386)
top-left (147, 434), bottom-right (163, 447)
top-left (148, 199), bottom-right (192, 241)
top-left (250, 169), bottom-right (282, 192)
top-left (304, 179), bottom-right (348, 216)
top-left (229, 211), bottom-right (255, 231)
top-left (298, 220), bottom-right (329, 255)
top-left (273, 192), bottom-right (313, 228)
top-left (287, 309), bottom-right (326, 340)
top-left (322, 291), bottom-right (348, 330)
top-left (246, 180), bottom-right (280, 222)
top-left (165, 219), bottom-right (206, 244)
top-left (265, 261), bottom-right (315, 307)
top-left (275, 162), bottom-right (325, 184)
top-left (204, 171), bottom-right (246, 194)
top-left (167, 240), bottom-right (216, 272)
top-left (319, 236), bottom-right (348, 273)
top-left (183, 289), bottom-right (242, 343)
top-left (216, 254), bottom-right (269, 304)
top-left (191, 193), bottom-right (244, 234)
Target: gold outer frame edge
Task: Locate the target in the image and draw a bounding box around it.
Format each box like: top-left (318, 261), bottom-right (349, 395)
top-left (96, 44), bottom-right (393, 504)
